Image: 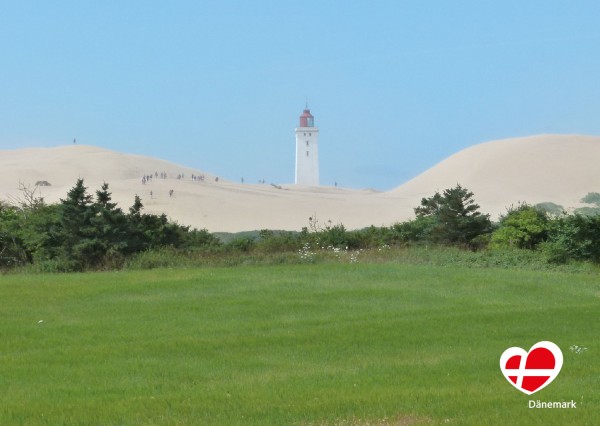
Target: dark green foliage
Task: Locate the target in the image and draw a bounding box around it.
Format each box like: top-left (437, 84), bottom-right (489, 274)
top-left (542, 214), bottom-right (600, 263)
top-left (19, 204), bottom-right (63, 263)
top-left (225, 236), bottom-right (255, 252)
top-left (0, 179), bottom-right (218, 271)
top-left (491, 203), bottom-right (549, 249)
top-left (0, 203), bottom-right (26, 267)
top-left (129, 195), bottom-right (143, 217)
top-left (182, 228), bottom-right (221, 250)
top-left (55, 179), bottom-right (97, 268)
top-left (391, 216), bottom-right (437, 243)
top-left (303, 217), bottom-right (360, 249)
top-left (255, 229), bottom-right (301, 253)
top-left (52, 179), bottom-right (136, 269)
top-left (4, 181), bottom-right (600, 271)
top-left (572, 214), bottom-right (600, 262)
top-left (350, 226), bottom-right (395, 249)
top-left (317, 223), bottom-right (355, 249)
top-left (414, 185), bottom-right (492, 246)
top-left (0, 197), bottom-right (62, 267)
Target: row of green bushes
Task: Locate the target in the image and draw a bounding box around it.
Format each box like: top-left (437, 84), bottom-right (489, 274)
top-left (0, 179), bottom-right (219, 271)
top-left (1, 180), bottom-right (600, 272)
top-left (254, 187), bottom-right (600, 265)
top-left (490, 203), bottom-right (600, 263)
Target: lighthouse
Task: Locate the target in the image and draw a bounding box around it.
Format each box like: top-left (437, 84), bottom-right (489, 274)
top-left (295, 107), bottom-right (319, 185)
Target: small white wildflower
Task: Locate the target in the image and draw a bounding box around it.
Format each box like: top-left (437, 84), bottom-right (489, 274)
top-left (569, 345), bottom-right (588, 354)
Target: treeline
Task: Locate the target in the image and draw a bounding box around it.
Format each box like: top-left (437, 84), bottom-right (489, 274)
top-left (1, 180), bottom-right (600, 272)
top-left (295, 185), bottom-right (600, 264)
top-left (0, 179), bottom-right (219, 271)
top-left (388, 185), bottom-right (600, 264)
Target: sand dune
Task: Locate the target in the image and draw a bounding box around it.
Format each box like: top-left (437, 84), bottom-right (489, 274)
top-left (0, 145), bottom-right (409, 231)
top-left (388, 134), bottom-right (600, 217)
top-left (2, 135), bottom-right (599, 231)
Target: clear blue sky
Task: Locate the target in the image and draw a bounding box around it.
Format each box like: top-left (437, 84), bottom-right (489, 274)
top-left (1, 1), bottom-right (599, 190)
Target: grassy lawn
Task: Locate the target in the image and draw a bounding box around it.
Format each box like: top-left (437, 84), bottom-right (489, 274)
top-left (0, 264), bottom-right (598, 425)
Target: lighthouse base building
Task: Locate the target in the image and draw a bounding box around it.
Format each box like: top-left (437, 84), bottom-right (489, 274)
top-left (295, 108), bottom-right (319, 186)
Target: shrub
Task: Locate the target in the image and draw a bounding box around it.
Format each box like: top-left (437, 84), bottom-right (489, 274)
top-left (543, 214), bottom-right (600, 263)
top-left (414, 185), bottom-right (492, 246)
top-left (391, 216), bottom-right (437, 244)
top-left (226, 237), bottom-right (255, 252)
top-left (351, 226), bottom-right (396, 249)
top-left (491, 204), bottom-right (549, 249)
top-left (318, 223), bottom-right (354, 249)
top-left (255, 230), bottom-right (301, 253)
top-left (182, 228), bottom-right (221, 249)
top-left (301, 217), bottom-right (358, 250)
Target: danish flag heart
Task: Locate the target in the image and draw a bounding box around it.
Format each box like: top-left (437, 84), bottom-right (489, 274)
top-left (500, 341), bottom-right (563, 395)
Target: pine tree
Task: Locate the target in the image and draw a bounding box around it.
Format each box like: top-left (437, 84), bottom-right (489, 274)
top-left (415, 185), bottom-right (491, 245)
top-left (58, 179), bottom-right (100, 269)
top-left (92, 182), bottom-right (128, 258)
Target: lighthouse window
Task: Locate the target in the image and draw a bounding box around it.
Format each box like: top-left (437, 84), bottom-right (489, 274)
top-left (306, 151), bottom-right (309, 157)
top-left (303, 133), bottom-right (306, 136)
top-left (306, 141), bottom-right (309, 146)
top-left (309, 133), bottom-right (312, 136)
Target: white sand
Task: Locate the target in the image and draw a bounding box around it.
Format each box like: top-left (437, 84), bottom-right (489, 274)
top-left (387, 134), bottom-right (600, 217)
top-left (0, 145), bottom-right (410, 231)
top-left (2, 135), bottom-right (599, 231)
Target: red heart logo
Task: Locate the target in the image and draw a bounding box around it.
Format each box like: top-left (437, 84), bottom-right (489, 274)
top-left (500, 341), bottom-right (563, 395)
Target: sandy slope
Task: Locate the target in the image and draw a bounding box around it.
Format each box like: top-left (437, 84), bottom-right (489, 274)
top-left (2, 135), bottom-right (599, 231)
top-left (388, 134), bottom-right (600, 217)
top-left (0, 145), bottom-right (409, 231)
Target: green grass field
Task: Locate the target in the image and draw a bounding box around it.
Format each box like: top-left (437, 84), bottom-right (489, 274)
top-left (1, 264), bottom-right (598, 425)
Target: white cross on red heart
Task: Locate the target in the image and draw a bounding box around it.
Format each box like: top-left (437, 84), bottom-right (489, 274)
top-left (500, 341), bottom-right (563, 395)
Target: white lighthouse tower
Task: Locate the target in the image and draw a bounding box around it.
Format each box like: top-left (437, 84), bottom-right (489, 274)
top-left (295, 107), bottom-right (319, 186)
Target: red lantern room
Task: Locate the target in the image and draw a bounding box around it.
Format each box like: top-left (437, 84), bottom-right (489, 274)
top-left (299, 109), bottom-right (314, 127)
